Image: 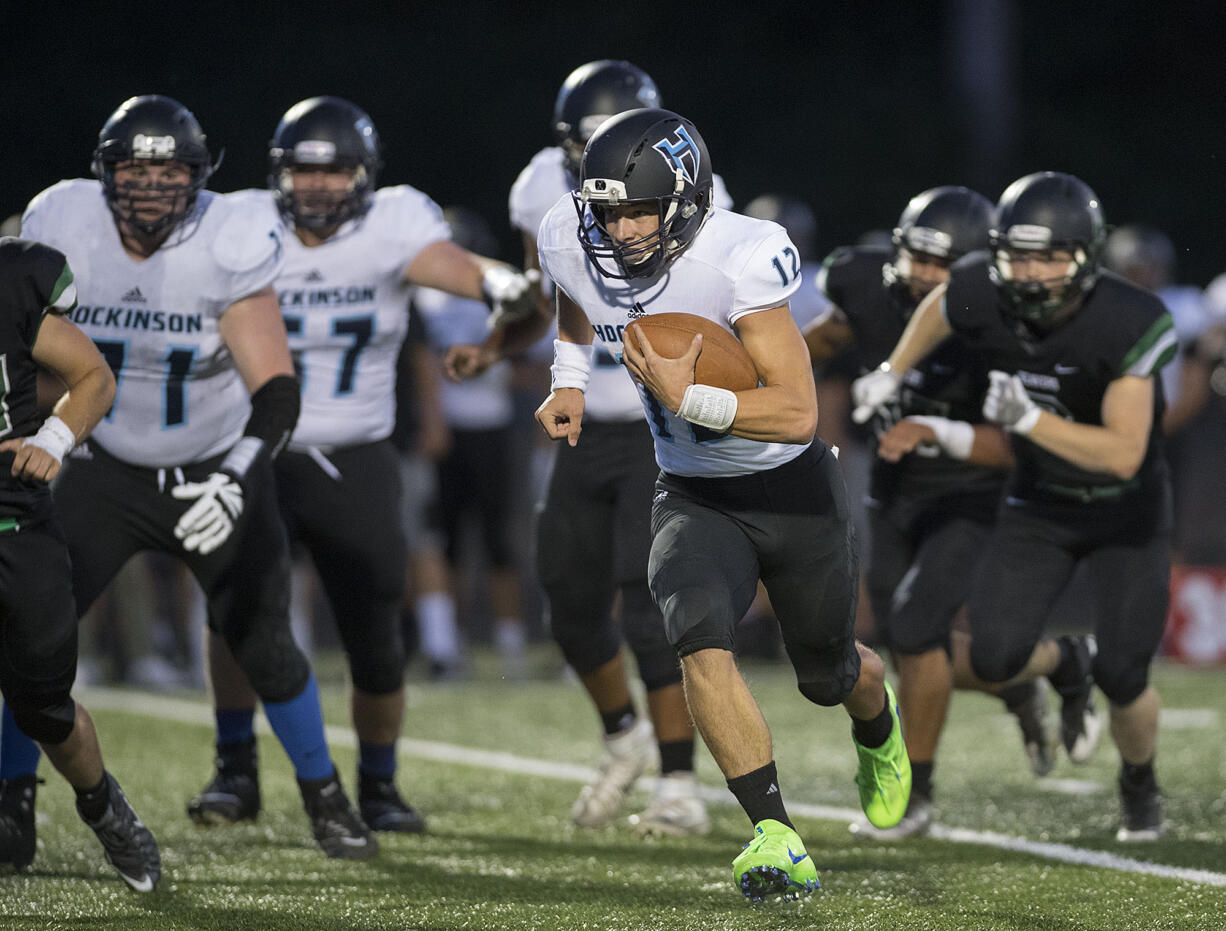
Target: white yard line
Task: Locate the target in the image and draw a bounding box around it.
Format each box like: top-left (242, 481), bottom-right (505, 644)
top-left (79, 687), bottom-right (1226, 888)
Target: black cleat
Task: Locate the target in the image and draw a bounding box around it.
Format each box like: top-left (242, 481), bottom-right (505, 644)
top-left (187, 738), bottom-right (261, 825)
top-left (1051, 635), bottom-right (1103, 764)
top-left (1000, 679), bottom-right (1058, 777)
top-left (78, 772), bottom-right (161, 893)
top-left (1117, 769), bottom-right (1165, 841)
top-left (359, 775), bottom-right (427, 834)
top-left (299, 770), bottom-right (378, 860)
top-left (0, 775), bottom-right (38, 870)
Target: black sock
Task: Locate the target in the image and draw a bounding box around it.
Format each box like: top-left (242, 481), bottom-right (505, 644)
top-left (911, 761), bottom-right (934, 801)
top-left (659, 739), bottom-right (695, 776)
top-left (852, 687), bottom-right (894, 749)
top-left (599, 703), bottom-right (636, 736)
top-left (74, 774), bottom-right (110, 822)
top-left (727, 761), bottom-right (792, 829)
top-left (1048, 638), bottom-right (1081, 694)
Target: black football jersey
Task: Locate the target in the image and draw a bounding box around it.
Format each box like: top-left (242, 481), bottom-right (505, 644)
top-left (820, 244), bottom-right (1004, 507)
top-left (943, 254), bottom-right (1177, 503)
top-left (0, 236), bottom-right (76, 519)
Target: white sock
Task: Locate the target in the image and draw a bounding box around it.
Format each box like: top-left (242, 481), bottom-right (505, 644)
top-left (417, 592), bottom-right (461, 662)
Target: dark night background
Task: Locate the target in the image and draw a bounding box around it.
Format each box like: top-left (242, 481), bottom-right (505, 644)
top-left (5, 1), bottom-right (1224, 283)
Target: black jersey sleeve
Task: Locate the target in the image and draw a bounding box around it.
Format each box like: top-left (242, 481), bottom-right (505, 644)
top-left (1093, 275), bottom-right (1178, 380)
top-left (0, 237), bottom-right (77, 349)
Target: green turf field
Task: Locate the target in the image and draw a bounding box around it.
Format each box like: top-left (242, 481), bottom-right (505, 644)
top-left (1, 655), bottom-right (1222, 930)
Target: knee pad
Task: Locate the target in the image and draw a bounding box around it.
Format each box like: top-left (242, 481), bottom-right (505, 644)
top-left (790, 639), bottom-right (861, 707)
top-left (1092, 651), bottom-right (1150, 706)
top-left (656, 584), bottom-right (738, 656)
top-left (543, 582), bottom-right (621, 677)
top-left (969, 637), bottom-right (1029, 684)
top-left (343, 608), bottom-right (407, 695)
top-left (620, 585), bottom-right (681, 691)
top-left (10, 695), bottom-right (76, 745)
top-left (227, 619), bottom-right (310, 704)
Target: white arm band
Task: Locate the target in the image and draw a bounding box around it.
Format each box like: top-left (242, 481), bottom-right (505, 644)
top-left (906, 415), bottom-right (975, 461)
top-left (678, 384), bottom-right (738, 432)
top-left (550, 339), bottom-right (595, 392)
top-left (24, 415), bottom-right (76, 463)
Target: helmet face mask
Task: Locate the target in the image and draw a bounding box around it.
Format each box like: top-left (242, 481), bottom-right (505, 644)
top-left (269, 96), bottom-right (381, 232)
top-left (553, 60), bottom-right (661, 179)
top-left (574, 109), bottom-right (713, 280)
top-left (988, 172), bottom-right (1106, 327)
top-left (92, 95), bottom-right (216, 239)
top-left (882, 186), bottom-right (993, 308)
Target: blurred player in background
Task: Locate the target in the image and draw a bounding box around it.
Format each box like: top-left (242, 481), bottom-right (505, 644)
top-left (6, 95), bottom-right (376, 859)
top-left (189, 97), bottom-right (538, 835)
top-left (0, 236), bottom-right (160, 890)
top-left (853, 172), bottom-right (1177, 840)
top-left (536, 108), bottom-right (910, 900)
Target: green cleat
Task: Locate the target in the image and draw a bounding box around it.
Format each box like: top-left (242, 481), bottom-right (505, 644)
top-left (731, 819), bottom-right (820, 903)
top-left (853, 680), bottom-right (912, 829)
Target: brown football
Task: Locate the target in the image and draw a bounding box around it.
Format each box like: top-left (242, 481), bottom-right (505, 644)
top-left (623, 313), bottom-right (759, 392)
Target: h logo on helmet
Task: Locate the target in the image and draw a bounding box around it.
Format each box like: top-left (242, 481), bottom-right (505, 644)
top-left (652, 126), bottom-right (700, 185)
top-left (132, 134), bottom-right (176, 159)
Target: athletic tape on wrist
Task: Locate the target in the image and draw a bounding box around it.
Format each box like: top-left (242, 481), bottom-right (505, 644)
top-left (221, 436), bottom-right (265, 482)
top-left (678, 384), bottom-right (737, 432)
top-left (1011, 406), bottom-right (1041, 436)
top-left (907, 416), bottom-right (975, 461)
top-left (25, 415), bottom-right (75, 463)
top-left (550, 339), bottom-right (594, 392)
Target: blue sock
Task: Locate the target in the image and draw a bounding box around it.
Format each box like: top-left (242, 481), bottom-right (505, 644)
top-left (216, 708), bottom-right (256, 746)
top-left (0, 704), bottom-right (42, 779)
top-left (262, 673), bottom-right (333, 781)
top-left (358, 742), bottom-right (397, 781)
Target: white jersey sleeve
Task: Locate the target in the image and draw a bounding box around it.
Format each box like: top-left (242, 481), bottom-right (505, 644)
top-left (509, 147), bottom-right (570, 237)
top-left (211, 192), bottom-right (286, 302)
top-left (378, 185), bottom-right (452, 272)
top-left (729, 223), bottom-right (802, 323)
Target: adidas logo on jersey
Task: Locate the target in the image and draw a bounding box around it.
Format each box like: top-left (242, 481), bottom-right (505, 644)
top-left (304, 269), bottom-right (324, 282)
top-left (121, 286), bottom-right (147, 303)
top-left (628, 301), bottom-right (646, 319)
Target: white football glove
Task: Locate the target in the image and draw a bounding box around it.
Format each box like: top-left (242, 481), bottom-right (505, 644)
top-left (983, 370), bottom-right (1041, 434)
top-left (172, 472), bottom-right (244, 555)
top-left (483, 266), bottom-right (541, 330)
top-left (851, 363), bottom-right (903, 424)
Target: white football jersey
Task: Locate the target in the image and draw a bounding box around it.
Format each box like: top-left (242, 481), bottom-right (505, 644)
top-left (538, 201), bottom-right (808, 477)
top-left (509, 146), bottom-right (734, 423)
top-left (414, 286), bottom-right (514, 431)
top-left (226, 186), bottom-right (451, 450)
top-left (22, 179), bottom-right (283, 467)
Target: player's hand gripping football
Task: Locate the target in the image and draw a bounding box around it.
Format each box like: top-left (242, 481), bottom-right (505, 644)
top-left (622, 324), bottom-right (701, 413)
top-left (173, 472), bottom-right (244, 554)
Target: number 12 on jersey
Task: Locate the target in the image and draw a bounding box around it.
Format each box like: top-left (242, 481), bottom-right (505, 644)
top-left (771, 247), bottom-right (799, 287)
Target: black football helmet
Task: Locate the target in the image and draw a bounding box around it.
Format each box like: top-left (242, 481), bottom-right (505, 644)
top-left (575, 109), bottom-right (714, 280)
top-left (883, 185), bottom-right (993, 304)
top-left (92, 95), bottom-right (217, 237)
top-left (553, 60), bottom-right (661, 179)
top-left (742, 194), bottom-right (817, 261)
top-left (268, 96), bottom-right (381, 230)
top-left (1102, 224), bottom-right (1175, 291)
top-left (988, 171), bottom-right (1106, 325)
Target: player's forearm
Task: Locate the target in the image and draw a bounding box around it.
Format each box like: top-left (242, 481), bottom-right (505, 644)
top-left (886, 286), bottom-right (953, 373)
top-left (726, 383), bottom-right (817, 444)
top-left (1023, 415), bottom-right (1146, 480)
top-left (52, 364), bottom-right (115, 440)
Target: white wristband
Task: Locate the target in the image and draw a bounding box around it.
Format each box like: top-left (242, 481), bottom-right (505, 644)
top-left (25, 415), bottom-right (76, 463)
top-left (1011, 406), bottom-right (1041, 436)
top-left (550, 339), bottom-right (594, 392)
top-left (906, 416), bottom-right (975, 461)
top-left (678, 384), bottom-right (738, 432)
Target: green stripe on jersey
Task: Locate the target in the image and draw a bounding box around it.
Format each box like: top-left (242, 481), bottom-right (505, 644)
top-left (46, 260), bottom-right (77, 313)
top-left (1122, 312), bottom-right (1177, 377)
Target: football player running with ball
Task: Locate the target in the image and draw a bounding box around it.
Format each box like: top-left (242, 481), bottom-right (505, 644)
top-left (852, 172), bottom-right (1176, 841)
top-left (189, 96), bottom-right (539, 836)
top-left (3, 95), bottom-right (376, 861)
top-left (450, 61), bottom-right (733, 837)
top-left (535, 108), bottom-right (910, 902)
